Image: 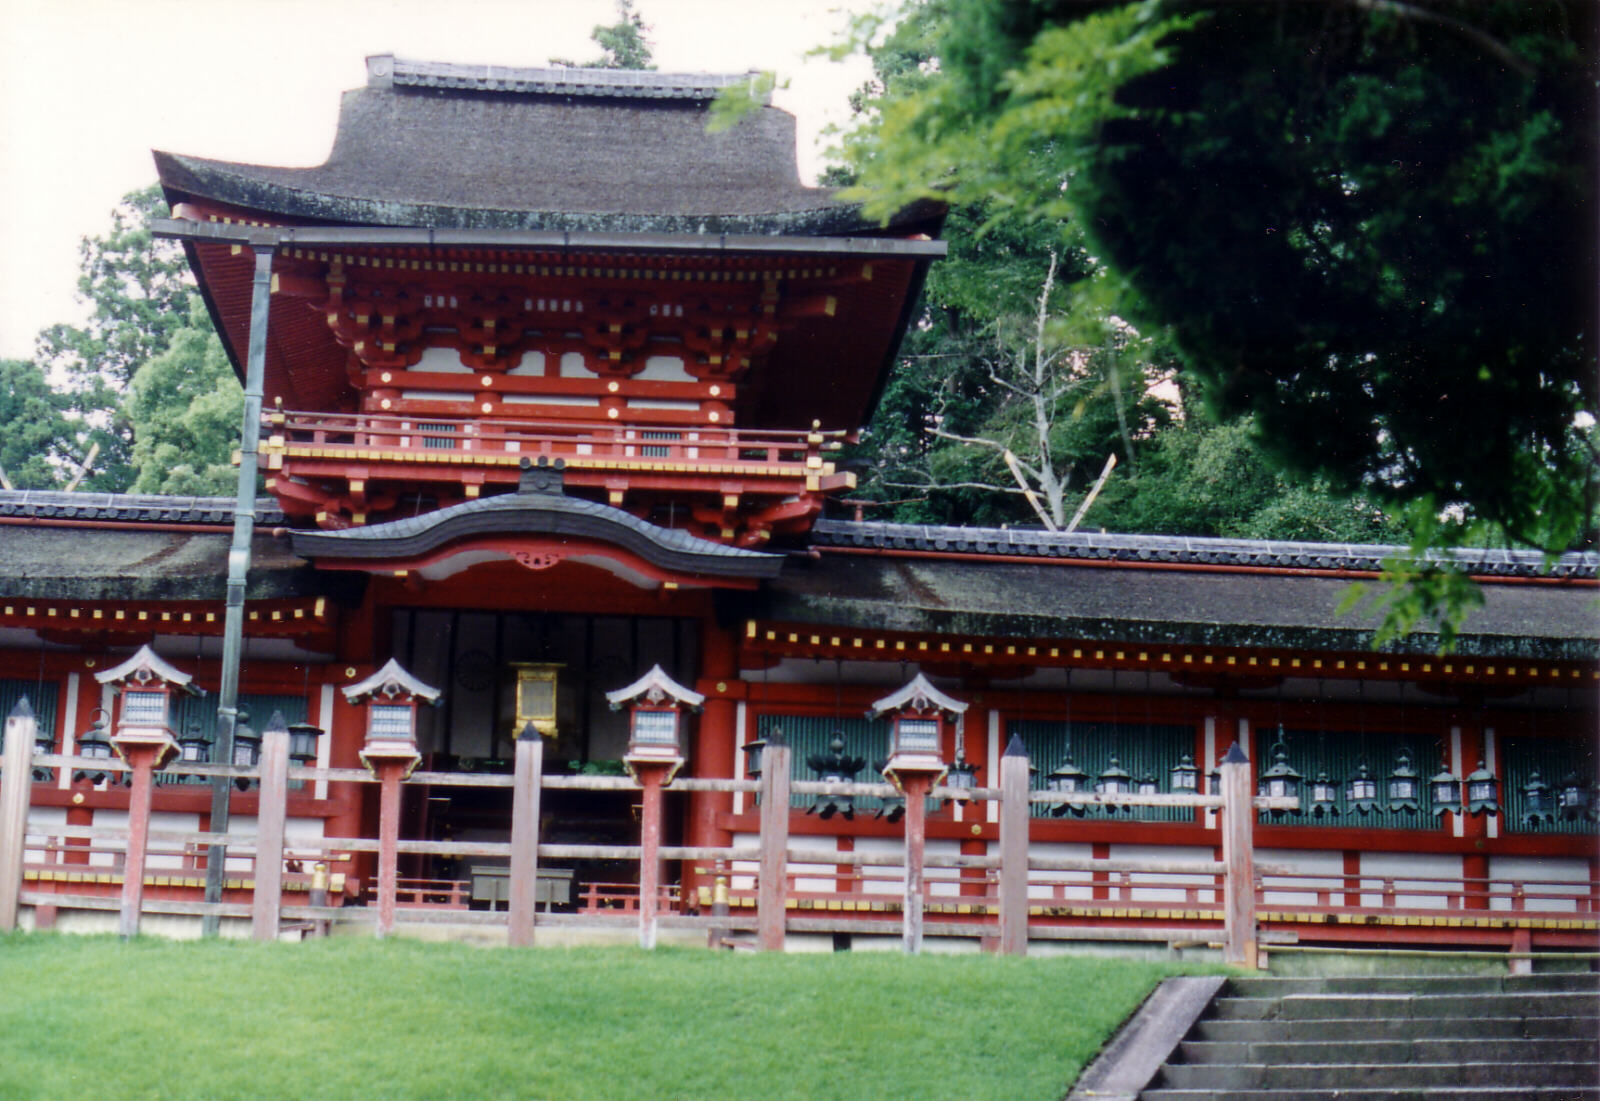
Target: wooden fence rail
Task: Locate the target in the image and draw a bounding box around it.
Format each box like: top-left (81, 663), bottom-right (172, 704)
top-left (2, 724), bottom-right (1284, 957)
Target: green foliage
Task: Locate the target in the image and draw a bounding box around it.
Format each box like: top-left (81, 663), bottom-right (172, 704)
top-left (0, 359), bottom-right (75, 490)
top-left (123, 297), bottom-right (243, 496)
top-left (839, 0), bottom-right (1596, 644)
top-left (551, 0), bottom-right (655, 70)
top-left (706, 71), bottom-right (781, 135)
top-left (1093, 415), bottom-right (1407, 543)
top-left (0, 935), bottom-right (1192, 1101)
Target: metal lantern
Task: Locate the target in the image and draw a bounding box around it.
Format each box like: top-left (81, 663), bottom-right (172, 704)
top-left (1095, 755), bottom-right (1132, 813)
top-left (1465, 760), bottom-right (1500, 816)
top-left (1047, 752), bottom-right (1090, 817)
top-left (73, 711), bottom-right (113, 785)
top-left (606, 665), bottom-right (702, 779)
top-left (1345, 761), bottom-right (1380, 815)
top-left (31, 710), bottom-right (55, 782)
top-left (1386, 750), bottom-right (1420, 814)
top-left (178, 719), bottom-right (210, 765)
top-left (1135, 773), bottom-right (1160, 797)
top-left (1169, 753), bottom-right (1199, 793)
top-left (869, 673), bottom-right (967, 785)
top-left (1429, 761), bottom-right (1462, 816)
top-left (874, 758), bottom-right (907, 823)
top-left (1521, 768), bottom-right (1554, 828)
top-left (742, 732), bottom-right (769, 779)
top-left (344, 658), bottom-right (441, 779)
top-left (1557, 772), bottom-right (1592, 821)
top-left (806, 733), bottom-right (864, 821)
top-left (1257, 741), bottom-right (1303, 812)
top-left (504, 662), bottom-right (563, 739)
top-left (1307, 770), bottom-right (1340, 818)
top-left (231, 708), bottom-right (260, 791)
top-left (287, 721), bottom-right (324, 767)
top-left (946, 743), bottom-right (980, 796)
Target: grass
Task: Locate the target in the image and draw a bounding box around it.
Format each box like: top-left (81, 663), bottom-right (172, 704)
top-left (0, 933), bottom-right (1196, 1101)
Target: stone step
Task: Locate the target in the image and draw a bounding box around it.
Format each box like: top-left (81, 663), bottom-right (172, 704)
top-left (1141, 1089), bottom-right (1600, 1101)
top-left (1177, 1037), bottom-right (1598, 1065)
top-left (1208, 991), bottom-right (1600, 1020)
top-left (1192, 1014), bottom-right (1600, 1042)
top-left (1226, 973), bottom-right (1599, 997)
top-left (1154, 1060), bottom-right (1596, 1091)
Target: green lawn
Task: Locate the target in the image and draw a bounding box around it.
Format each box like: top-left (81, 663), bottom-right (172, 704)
top-left (0, 933), bottom-right (1190, 1101)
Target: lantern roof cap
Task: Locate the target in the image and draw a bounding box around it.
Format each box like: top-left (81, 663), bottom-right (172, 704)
top-left (342, 658), bottom-right (441, 704)
top-left (869, 672), bottom-right (968, 718)
top-left (605, 664), bottom-right (705, 710)
top-left (94, 644), bottom-right (197, 690)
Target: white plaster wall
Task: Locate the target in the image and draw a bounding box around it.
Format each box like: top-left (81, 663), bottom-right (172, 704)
top-left (1258, 846), bottom-right (1345, 907)
top-left (1109, 843), bottom-right (1216, 904)
top-left (1488, 855), bottom-right (1591, 913)
top-left (1361, 851), bottom-right (1462, 909)
top-left (89, 809), bottom-right (126, 866)
top-left (146, 811), bottom-right (201, 870)
top-left (1011, 840), bottom-right (1094, 901)
top-left (22, 805), bottom-right (66, 864)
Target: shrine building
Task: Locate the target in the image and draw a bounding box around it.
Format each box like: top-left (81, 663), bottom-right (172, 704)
top-left (0, 57), bottom-right (1594, 954)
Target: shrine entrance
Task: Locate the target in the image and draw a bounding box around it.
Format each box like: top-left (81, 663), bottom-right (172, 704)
top-left (389, 609), bottom-right (698, 910)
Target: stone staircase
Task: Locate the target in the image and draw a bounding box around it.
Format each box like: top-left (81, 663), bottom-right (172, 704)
top-left (1140, 972), bottom-right (1600, 1101)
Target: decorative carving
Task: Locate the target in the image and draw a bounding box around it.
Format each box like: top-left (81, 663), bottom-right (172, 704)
top-left (512, 550), bottom-right (563, 571)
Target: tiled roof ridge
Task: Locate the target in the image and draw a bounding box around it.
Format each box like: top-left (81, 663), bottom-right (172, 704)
top-left (0, 489), bottom-right (283, 527)
top-left (374, 55), bottom-right (764, 102)
top-left (810, 519), bottom-right (1600, 581)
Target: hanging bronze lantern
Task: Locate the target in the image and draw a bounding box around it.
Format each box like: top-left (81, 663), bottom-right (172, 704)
top-left (1465, 760), bottom-right (1500, 816)
top-left (1429, 760), bottom-right (1462, 816)
top-left (1386, 750), bottom-right (1421, 814)
top-left (1345, 760), bottom-right (1380, 816)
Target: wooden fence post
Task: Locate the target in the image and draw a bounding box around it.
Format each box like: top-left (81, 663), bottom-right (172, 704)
top-left (117, 744), bottom-right (168, 940)
top-left (1219, 741), bottom-right (1257, 968)
top-left (250, 715), bottom-right (290, 941)
top-left (900, 773), bottom-right (934, 954)
top-left (507, 726), bottom-right (544, 947)
top-left (0, 699), bottom-right (36, 932)
top-left (373, 760), bottom-right (406, 938)
top-left (757, 737), bottom-right (791, 952)
top-left (997, 733), bottom-right (1030, 956)
top-left (635, 764), bottom-right (671, 950)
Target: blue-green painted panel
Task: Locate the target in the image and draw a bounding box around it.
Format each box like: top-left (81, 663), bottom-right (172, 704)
top-left (1502, 736), bottom-right (1597, 836)
top-left (757, 713), bottom-right (910, 815)
top-left (0, 679), bottom-right (60, 751)
top-left (1009, 719), bottom-right (1195, 823)
top-left (1259, 727), bottom-right (1442, 831)
top-left (159, 693), bottom-right (310, 785)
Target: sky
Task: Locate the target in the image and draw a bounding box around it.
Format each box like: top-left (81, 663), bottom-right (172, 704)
top-left (0, 0), bottom-right (878, 361)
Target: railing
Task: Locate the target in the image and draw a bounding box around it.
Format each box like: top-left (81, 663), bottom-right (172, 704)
top-left (266, 409), bottom-right (845, 478)
top-left (2, 716), bottom-right (1594, 960)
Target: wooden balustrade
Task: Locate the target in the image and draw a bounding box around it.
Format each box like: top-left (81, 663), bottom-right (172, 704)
top-left (4, 742), bottom-right (1595, 957)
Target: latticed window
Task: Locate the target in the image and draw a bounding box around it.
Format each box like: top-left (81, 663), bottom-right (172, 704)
top-left (640, 430), bottom-right (679, 458)
top-left (1502, 736), bottom-right (1597, 836)
top-left (418, 423), bottom-right (459, 450)
top-left (757, 714), bottom-right (899, 814)
top-left (160, 692), bottom-right (309, 785)
top-left (1010, 719), bottom-right (1196, 823)
top-left (0, 679), bottom-right (58, 752)
top-left (1258, 727), bottom-right (1444, 831)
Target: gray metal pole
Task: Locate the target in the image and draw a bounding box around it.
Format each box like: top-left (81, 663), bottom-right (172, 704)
top-left (202, 245), bottom-right (274, 937)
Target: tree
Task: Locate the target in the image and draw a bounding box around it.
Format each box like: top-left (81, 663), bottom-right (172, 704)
top-left (551, 1), bottom-right (655, 70)
top-left (31, 184), bottom-right (216, 491)
top-left (0, 359), bottom-right (76, 490)
top-left (123, 297), bottom-right (243, 497)
top-left (839, 0), bottom-right (1597, 641)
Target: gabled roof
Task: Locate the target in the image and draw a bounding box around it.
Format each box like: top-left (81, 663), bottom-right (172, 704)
top-left (155, 55), bottom-right (940, 238)
top-left (94, 644), bottom-right (195, 689)
top-left (343, 657), bottom-right (441, 704)
top-left (869, 672), bottom-right (968, 718)
top-left (604, 664), bottom-right (705, 710)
